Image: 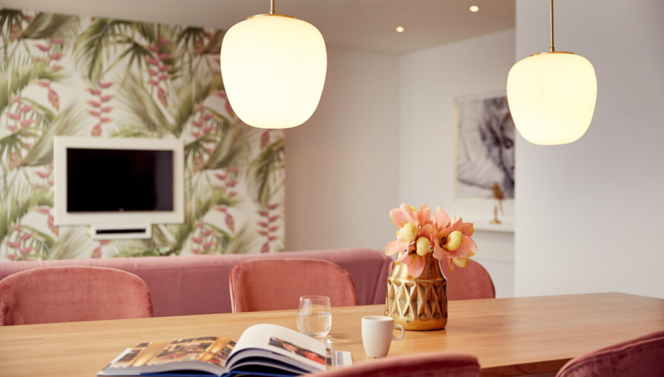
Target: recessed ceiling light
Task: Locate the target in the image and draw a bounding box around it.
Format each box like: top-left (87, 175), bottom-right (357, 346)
top-left (469, 5), bottom-right (480, 12)
top-left (395, 26), bottom-right (404, 33)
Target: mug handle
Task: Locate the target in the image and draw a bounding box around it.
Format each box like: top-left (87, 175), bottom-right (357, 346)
top-left (392, 324), bottom-right (405, 341)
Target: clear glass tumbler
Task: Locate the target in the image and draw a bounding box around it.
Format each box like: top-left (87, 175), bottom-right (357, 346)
top-left (297, 295), bottom-right (332, 337)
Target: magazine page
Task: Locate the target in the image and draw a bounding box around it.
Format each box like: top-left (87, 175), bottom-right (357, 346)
top-left (99, 336), bottom-right (235, 376)
top-left (228, 324), bottom-right (329, 372)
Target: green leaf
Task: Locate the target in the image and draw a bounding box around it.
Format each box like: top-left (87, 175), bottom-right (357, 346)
top-left (20, 103), bottom-right (86, 167)
top-left (19, 12), bottom-right (79, 41)
top-left (247, 137), bottom-right (285, 207)
top-left (44, 227), bottom-right (89, 260)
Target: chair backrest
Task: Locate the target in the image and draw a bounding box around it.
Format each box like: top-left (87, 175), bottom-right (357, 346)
top-left (229, 258), bottom-right (358, 313)
top-left (0, 266), bottom-right (153, 326)
top-left (308, 352), bottom-right (480, 377)
top-left (556, 330), bottom-right (664, 377)
top-left (388, 259), bottom-right (495, 300)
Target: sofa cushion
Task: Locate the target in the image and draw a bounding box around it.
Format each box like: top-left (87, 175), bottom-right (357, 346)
top-left (0, 248), bottom-right (392, 317)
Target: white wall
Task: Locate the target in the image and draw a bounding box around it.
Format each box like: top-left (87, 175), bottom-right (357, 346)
top-left (285, 48), bottom-right (400, 252)
top-left (514, 0), bottom-right (664, 298)
top-left (399, 29), bottom-right (516, 297)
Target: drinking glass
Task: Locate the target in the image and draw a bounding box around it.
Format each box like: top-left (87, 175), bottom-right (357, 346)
top-left (297, 295), bottom-right (332, 337)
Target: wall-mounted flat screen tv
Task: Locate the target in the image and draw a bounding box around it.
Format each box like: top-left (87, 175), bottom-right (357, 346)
top-left (66, 149), bottom-right (174, 213)
top-left (54, 137), bottom-right (184, 227)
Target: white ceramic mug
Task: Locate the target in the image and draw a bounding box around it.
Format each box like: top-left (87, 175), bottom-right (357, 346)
top-left (361, 316), bottom-right (405, 358)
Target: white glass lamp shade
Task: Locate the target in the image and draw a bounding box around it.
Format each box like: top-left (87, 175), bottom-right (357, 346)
top-left (220, 15), bottom-right (327, 129)
top-left (506, 52), bottom-right (597, 145)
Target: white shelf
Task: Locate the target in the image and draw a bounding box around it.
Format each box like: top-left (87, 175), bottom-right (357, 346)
top-left (473, 220), bottom-right (514, 233)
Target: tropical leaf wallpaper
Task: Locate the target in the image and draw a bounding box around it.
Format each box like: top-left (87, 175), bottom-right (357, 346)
top-left (0, 9), bottom-right (285, 261)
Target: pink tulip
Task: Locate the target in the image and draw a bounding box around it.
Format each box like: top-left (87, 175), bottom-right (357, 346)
top-left (99, 82), bottom-right (112, 89)
top-left (191, 132), bottom-right (201, 138)
top-left (268, 236), bottom-right (278, 242)
top-left (99, 240), bottom-right (112, 246)
top-left (91, 247), bottom-right (101, 258)
top-left (158, 65), bottom-right (170, 72)
top-left (6, 125), bottom-right (18, 132)
top-left (258, 210), bottom-right (269, 217)
top-left (202, 126), bottom-right (214, 134)
top-left (7, 113), bottom-right (21, 120)
top-left (159, 74), bottom-right (168, 81)
top-left (19, 246), bottom-right (33, 255)
top-left (88, 100), bottom-right (101, 107)
top-left (11, 95), bottom-right (21, 103)
top-left (258, 221), bottom-right (268, 228)
top-left (20, 105), bottom-right (33, 113)
top-left (100, 95), bottom-right (113, 102)
top-left (215, 173), bottom-right (227, 181)
top-left (226, 180), bottom-right (237, 188)
top-left (91, 124), bottom-right (102, 137)
top-left (268, 226), bottom-right (279, 232)
top-left (50, 38), bottom-right (65, 45)
top-left (48, 89), bottom-right (59, 110)
top-left (36, 44), bottom-right (50, 52)
top-left (225, 214), bottom-right (235, 232)
top-left (216, 206), bottom-right (227, 213)
top-left (261, 242), bottom-right (269, 254)
top-left (89, 110), bottom-right (101, 117)
top-left (7, 254), bottom-right (18, 261)
top-left (88, 88), bottom-right (101, 95)
top-left (202, 242), bottom-right (213, 250)
top-left (191, 120), bottom-right (203, 128)
top-left (202, 113), bottom-right (213, 121)
top-left (147, 69), bottom-right (158, 76)
top-left (158, 53), bottom-right (170, 60)
top-left (158, 38), bottom-right (173, 45)
top-left (202, 229), bottom-right (213, 237)
top-left (37, 207), bottom-right (50, 214)
top-left (267, 203), bottom-right (279, 210)
top-left (258, 230), bottom-right (269, 237)
top-left (48, 180), bottom-right (54, 186)
top-left (268, 215), bottom-right (279, 223)
top-left (148, 45), bottom-right (160, 52)
top-left (36, 171), bottom-right (50, 179)
top-left (6, 241), bottom-right (21, 249)
top-left (192, 237), bottom-right (203, 244)
top-left (101, 106), bottom-right (113, 113)
top-left (227, 167), bottom-right (239, 173)
top-left (49, 53), bottom-right (63, 60)
top-left (100, 117), bottom-right (112, 123)
top-left (192, 248), bottom-right (202, 254)
top-left (157, 87), bottom-right (168, 107)
top-left (148, 79), bottom-right (159, 86)
top-left (37, 81), bottom-right (50, 87)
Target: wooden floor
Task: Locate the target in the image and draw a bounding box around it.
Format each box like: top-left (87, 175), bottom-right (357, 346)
top-left (1, 293), bottom-right (663, 376)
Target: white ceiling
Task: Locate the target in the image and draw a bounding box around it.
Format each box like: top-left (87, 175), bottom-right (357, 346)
top-left (2, 0), bottom-right (515, 55)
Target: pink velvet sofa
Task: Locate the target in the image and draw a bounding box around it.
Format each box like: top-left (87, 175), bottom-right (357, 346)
top-left (0, 248), bottom-right (392, 317)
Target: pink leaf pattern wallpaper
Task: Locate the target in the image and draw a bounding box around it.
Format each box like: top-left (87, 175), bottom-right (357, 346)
top-left (0, 9), bottom-right (285, 261)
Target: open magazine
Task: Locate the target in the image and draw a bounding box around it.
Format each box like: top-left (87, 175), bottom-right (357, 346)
top-left (98, 324), bottom-right (352, 377)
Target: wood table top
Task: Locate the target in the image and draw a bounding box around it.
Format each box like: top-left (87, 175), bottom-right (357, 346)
top-left (1, 293), bottom-right (663, 377)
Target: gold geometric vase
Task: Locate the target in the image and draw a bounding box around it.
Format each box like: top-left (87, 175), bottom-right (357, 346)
top-left (385, 254), bottom-right (448, 331)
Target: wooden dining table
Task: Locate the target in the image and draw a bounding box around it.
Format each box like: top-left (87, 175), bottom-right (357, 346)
top-left (1, 293), bottom-right (663, 377)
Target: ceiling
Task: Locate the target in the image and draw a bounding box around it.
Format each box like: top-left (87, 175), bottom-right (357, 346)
top-left (2, 0), bottom-right (515, 55)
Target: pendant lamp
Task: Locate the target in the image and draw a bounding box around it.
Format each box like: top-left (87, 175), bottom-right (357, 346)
top-left (220, 0), bottom-right (327, 129)
top-left (506, 0), bottom-right (597, 145)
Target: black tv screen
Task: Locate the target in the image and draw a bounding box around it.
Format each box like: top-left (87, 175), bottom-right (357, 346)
top-left (66, 148), bottom-right (174, 213)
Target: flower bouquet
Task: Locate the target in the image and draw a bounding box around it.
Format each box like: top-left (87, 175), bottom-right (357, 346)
top-left (384, 203), bottom-right (478, 330)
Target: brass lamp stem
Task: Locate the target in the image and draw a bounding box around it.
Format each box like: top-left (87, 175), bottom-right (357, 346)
top-left (549, 0), bottom-right (555, 52)
top-left (270, 0), bottom-right (275, 14)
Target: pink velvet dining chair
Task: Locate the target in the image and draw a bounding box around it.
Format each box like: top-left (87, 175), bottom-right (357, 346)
top-left (308, 352), bottom-right (480, 377)
top-left (388, 259), bottom-right (495, 300)
top-left (555, 330), bottom-right (664, 377)
top-left (229, 258), bottom-right (358, 313)
top-left (0, 266), bottom-right (153, 326)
